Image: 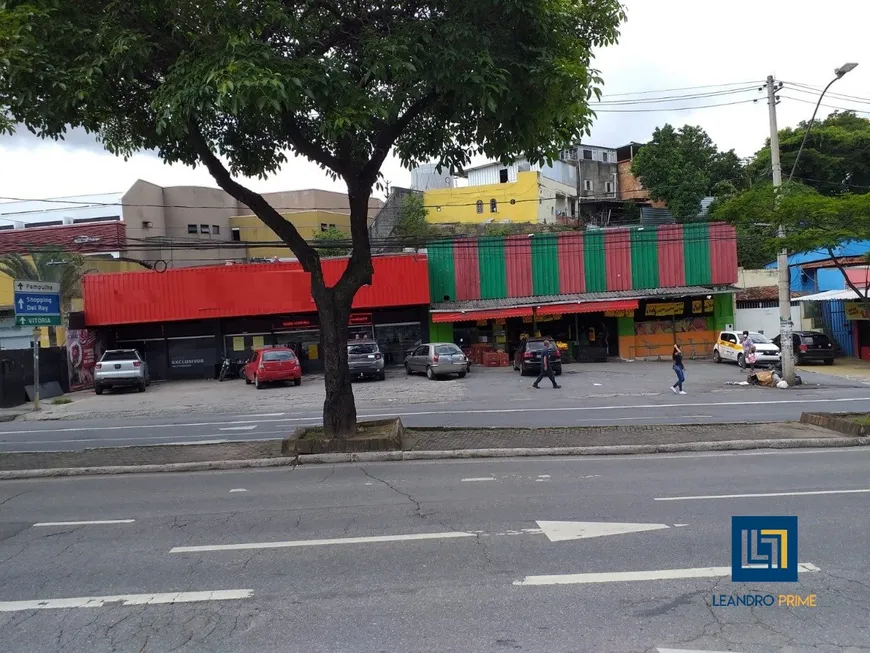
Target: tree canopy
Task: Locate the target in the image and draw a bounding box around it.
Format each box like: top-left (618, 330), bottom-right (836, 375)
top-left (630, 124), bottom-right (746, 221)
top-left (0, 0), bottom-right (626, 435)
top-left (747, 111), bottom-right (870, 196)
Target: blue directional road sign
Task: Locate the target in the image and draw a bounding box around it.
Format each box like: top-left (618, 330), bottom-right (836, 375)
top-left (14, 280), bottom-right (61, 326)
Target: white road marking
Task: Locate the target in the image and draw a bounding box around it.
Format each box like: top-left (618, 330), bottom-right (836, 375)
top-left (0, 590), bottom-right (253, 612)
top-left (655, 488), bottom-right (870, 501)
top-left (33, 519), bottom-right (135, 527)
top-left (218, 425), bottom-right (258, 431)
top-left (0, 429), bottom-right (290, 446)
top-left (536, 520), bottom-right (672, 542)
top-left (461, 477), bottom-right (496, 482)
top-left (537, 475), bottom-right (551, 478)
top-left (514, 562), bottom-right (820, 586)
top-left (4, 396), bottom-right (870, 436)
top-left (229, 488), bottom-right (248, 493)
top-left (171, 531), bottom-right (477, 553)
top-left (658, 649), bottom-right (741, 653)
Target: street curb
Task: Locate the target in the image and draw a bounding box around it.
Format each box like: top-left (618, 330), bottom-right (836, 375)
top-left (800, 412), bottom-right (869, 437)
top-left (0, 437), bottom-right (866, 479)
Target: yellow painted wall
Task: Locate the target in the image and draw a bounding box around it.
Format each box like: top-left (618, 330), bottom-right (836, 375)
top-left (231, 211), bottom-right (353, 258)
top-left (424, 171), bottom-right (540, 224)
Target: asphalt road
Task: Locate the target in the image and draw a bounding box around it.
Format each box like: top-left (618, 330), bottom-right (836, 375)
top-left (2, 385), bottom-right (870, 451)
top-left (0, 447), bottom-right (868, 652)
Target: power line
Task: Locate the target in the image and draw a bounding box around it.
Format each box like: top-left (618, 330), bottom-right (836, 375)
top-left (780, 84), bottom-right (870, 108)
top-left (594, 98), bottom-right (760, 113)
top-left (782, 81), bottom-right (870, 105)
top-left (780, 95), bottom-right (870, 115)
top-left (597, 81), bottom-right (764, 98)
top-left (594, 86), bottom-right (760, 106)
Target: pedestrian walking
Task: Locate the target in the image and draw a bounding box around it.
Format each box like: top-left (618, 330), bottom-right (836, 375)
top-left (740, 330), bottom-right (756, 372)
top-left (533, 338), bottom-right (561, 390)
top-left (671, 344), bottom-right (686, 395)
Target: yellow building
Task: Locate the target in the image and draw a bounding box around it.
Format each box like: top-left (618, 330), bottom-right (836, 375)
top-left (230, 210), bottom-right (356, 259)
top-left (423, 164), bottom-right (578, 225)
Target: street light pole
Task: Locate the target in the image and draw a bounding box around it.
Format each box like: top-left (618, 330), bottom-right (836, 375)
top-left (772, 63), bottom-right (858, 386)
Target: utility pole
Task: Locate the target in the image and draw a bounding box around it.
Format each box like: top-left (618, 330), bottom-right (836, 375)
top-left (32, 328), bottom-right (40, 411)
top-left (767, 74), bottom-right (795, 385)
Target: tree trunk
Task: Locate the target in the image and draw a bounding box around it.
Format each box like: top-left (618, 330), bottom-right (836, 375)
top-left (317, 288), bottom-right (356, 436)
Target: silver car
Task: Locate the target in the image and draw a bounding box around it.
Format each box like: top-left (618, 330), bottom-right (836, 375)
top-left (405, 342), bottom-right (467, 380)
top-left (94, 349), bottom-right (150, 394)
top-left (347, 339), bottom-right (386, 381)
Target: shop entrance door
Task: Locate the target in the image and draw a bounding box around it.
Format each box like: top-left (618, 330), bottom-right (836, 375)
top-left (375, 322), bottom-right (422, 366)
top-left (275, 328), bottom-right (322, 374)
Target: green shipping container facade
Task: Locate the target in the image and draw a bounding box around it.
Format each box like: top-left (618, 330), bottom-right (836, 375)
top-left (531, 233), bottom-right (560, 296)
top-left (583, 230), bottom-right (607, 292)
top-left (630, 227), bottom-right (660, 289)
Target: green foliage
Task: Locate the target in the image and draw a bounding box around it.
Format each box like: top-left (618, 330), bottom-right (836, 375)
top-left (394, 193), bottom-right (434, 242)
top-left (311, 226), bottom-right (350, 257)
top-left (747, 112), bottom-right (870, 196)
top-left (631, 124), bottom-right (746, 220)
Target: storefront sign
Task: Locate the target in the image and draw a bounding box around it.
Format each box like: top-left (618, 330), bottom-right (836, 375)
top-left (349, 313), bottom-right (372, 325)
top-left (167, 339), bottom-right (217, 379)
top-left (604, 309), bottom-right (634, 318)
top-left (845, 301), bottom-right (870, 320)
top-left (280, 317), bottom-right (317, 328)
top-left (67, 329), bottom-right (97, 391)
top-left (645, 302), bottom-right (684, 317)
top-left (691, 299), bottom-right (715, 314)
top-left (522, 313), bottom-right (562, 324)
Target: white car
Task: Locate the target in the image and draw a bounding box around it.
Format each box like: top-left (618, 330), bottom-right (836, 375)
top-left (713, 331), bottom-right (781, 367)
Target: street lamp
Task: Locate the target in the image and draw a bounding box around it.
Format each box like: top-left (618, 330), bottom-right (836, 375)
top-left (787, 63), bottom-right (858, 183)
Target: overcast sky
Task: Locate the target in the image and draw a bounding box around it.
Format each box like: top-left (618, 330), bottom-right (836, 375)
top-left (0, 0), bottom-right (867, 203)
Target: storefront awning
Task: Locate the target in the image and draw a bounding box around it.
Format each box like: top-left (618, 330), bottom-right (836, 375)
top-left (431, 299), bottom-right (639, 323)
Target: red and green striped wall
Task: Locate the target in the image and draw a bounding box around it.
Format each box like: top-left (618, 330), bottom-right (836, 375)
top-left (428, 222), bottom-right (737, 302)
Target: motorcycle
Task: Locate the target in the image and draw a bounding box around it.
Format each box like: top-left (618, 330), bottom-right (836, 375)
top-left (218, 357), bottom-right (244, 381)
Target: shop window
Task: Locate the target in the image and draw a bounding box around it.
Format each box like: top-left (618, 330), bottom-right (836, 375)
top-left (187, 224), bottom-right (197, 234)
top-left (476, 200), bottom-right (484, 214)
top-left (489, 199), bottom-right (498, 213)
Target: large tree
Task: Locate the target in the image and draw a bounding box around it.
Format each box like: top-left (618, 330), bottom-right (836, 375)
top-left (747, 111), bottom-right (870, 196)
top-left (631, 124), bottom-right (747, 220)
top-left (0, 0), bottom-right (625, 436)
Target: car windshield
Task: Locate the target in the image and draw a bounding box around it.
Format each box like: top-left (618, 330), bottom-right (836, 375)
top-left (262, 350), bottom-right (294, 362)
top-left (803, 334), bottom-right (831, 345)
top-left (435, 345), bottom-right (461, 355)
top-left (749, 333), bottom-right (771, 343)
top-left (101, 351), bottom-right (138, 361)
top-left (348, 344), bottom-right (378, 355)
top-left (526, 341), bottom-right (546, 351)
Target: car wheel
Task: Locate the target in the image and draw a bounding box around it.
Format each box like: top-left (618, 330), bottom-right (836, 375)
top-left (138, 381), bottom-right (146, 393)
top-left (255, 375), bottom-right (263, 389)
top-left (405, 363), bottom-right (412, 376)
top-left (145, 376), bottom-right (151, 387)
top-left (713, 350), bottom-right (722, 363)
top-left (824, 358), bottom-right (834, 366)
top-left (737, 353), bottom-right (745, 368)
top-left (378, 370), bottom-right (386, 381)
top-left (458, 371), bottom-right (466, 379)
top-left (95, 384), bottom-right (103, 395)
top-left (245, 374), bottom-right (252, 385)
top-left (293, 378), bottom-right (302, 386)
top-left (426, 366), bottom-right (436, 380)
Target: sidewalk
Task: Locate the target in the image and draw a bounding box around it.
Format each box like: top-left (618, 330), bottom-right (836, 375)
top-left (798, 358), bottom-right (870, 383)
top-left (403, 422), bottom-right (840, 451)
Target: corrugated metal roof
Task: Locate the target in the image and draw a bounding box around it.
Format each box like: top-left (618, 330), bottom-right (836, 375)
top-left (83, 254), bottom-right (430, 326)
top-left (797, 289), bottom-right (867, 302)
top-left (431, 286), bottom-right (736, 312)
top-left (0, 222), bottom-right (126, 254)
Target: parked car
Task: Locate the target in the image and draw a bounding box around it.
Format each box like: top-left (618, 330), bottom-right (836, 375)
top-left (772, 331), bottom-right (836, 365)
top-left (712, 331), bottom-right (780, 367)
top-left (348, 339), bottom-right (386, 381)
top-left (94, 349), bottom-right (149, 394)
top-left (404, 342), bottom-right (468, 380)
top-left (244, 346), bottom-right (302, 389)
top-left (513, 338), bottom-right (563, 376)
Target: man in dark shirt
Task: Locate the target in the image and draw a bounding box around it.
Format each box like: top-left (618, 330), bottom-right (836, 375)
top-left (533, 338), bottom-right (561, 389)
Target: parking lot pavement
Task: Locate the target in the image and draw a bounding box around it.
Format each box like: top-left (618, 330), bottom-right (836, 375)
top-left (15, 359), bottom-right (868, 422)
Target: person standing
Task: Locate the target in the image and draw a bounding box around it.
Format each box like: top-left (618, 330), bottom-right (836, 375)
top-left (740, 331), bottom-right (756, 372)
top-left (671, 344), bottom-right (686, 395)
top-left (533, 338), bottom-right (561, 389)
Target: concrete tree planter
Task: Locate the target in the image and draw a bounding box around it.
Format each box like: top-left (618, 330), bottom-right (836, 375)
top-left (800, 412), bottom-right (870, 437)
top-left (283, 418), bottom-right (406, 455)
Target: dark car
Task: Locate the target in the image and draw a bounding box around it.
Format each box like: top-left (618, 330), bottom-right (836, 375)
top-left (772, 331), bottom-right (836, 365)
top-left (513, 338), bottom-right (563, 376)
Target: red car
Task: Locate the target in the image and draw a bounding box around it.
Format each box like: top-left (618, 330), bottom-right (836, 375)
top-left (244, 347), bottom-right (302, 389)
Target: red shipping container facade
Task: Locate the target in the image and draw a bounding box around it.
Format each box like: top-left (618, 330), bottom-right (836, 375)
top-left (83, 255), bottom-right (430, 326)
top-left (657, 224), bottom-right (686, 287)
top-left (604, 230), bottom-right (632, 291)
top-left (505, 235), bottom-right (533, 298)
top-left (708, 222), bottom-right (739, 285)
top-left (453, 240), bottom-right (481, 301)
top-left (557, 232), bottom-right (584, 294)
